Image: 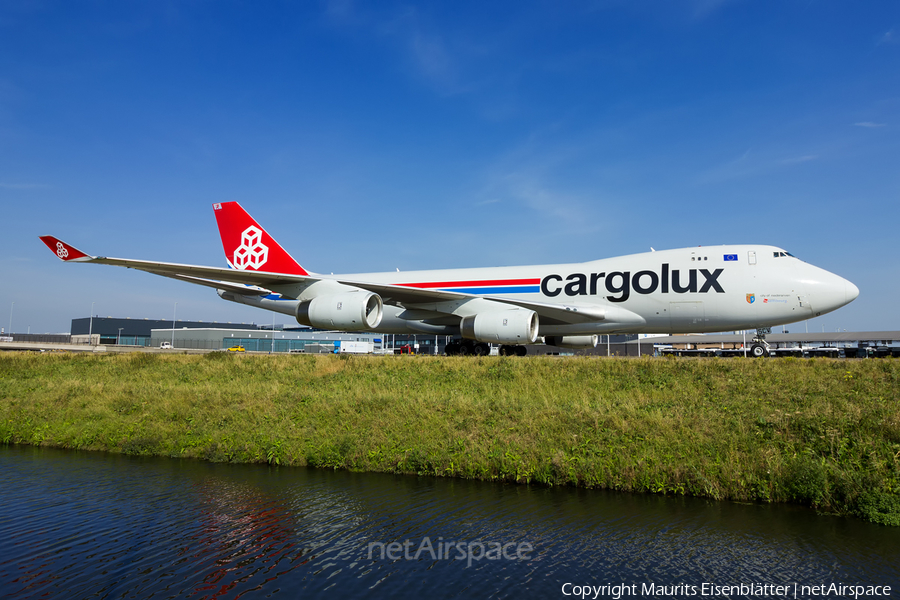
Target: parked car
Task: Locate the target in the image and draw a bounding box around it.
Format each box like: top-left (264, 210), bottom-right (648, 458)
top-left (227, 345), bottom-right (246, 352)
top-left (159, 342), bottom-right (172, 349)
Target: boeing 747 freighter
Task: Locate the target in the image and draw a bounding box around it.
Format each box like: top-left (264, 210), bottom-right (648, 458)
top-left (41, 202), bottom-right (858, 356)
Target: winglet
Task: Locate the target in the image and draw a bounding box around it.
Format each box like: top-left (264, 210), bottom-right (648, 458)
top-left (212, 202), bottom-right (309, 275)
top-left (39, 236), bottom-right (93, 262)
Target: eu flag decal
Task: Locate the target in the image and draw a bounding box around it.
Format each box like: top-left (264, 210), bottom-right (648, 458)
top-left (724, 254), bottom-right (738, 261)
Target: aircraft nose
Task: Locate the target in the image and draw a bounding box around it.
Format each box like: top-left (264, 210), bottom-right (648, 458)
top-left (804, 267), bottom-right (858, 315)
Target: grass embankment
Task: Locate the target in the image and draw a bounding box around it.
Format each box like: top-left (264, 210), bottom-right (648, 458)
top-left (1, 352), bottom-right (899, 524)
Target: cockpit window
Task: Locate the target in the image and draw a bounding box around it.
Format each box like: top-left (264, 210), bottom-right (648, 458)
top-left (773, 251), bottom-right (795, 258)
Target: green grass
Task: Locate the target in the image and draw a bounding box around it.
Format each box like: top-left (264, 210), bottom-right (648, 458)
top-left (1, 352), bottom-right (899, 524)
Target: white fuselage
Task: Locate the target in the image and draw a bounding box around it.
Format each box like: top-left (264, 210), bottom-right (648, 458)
top-left (237, 245), bottom-right (857, 336)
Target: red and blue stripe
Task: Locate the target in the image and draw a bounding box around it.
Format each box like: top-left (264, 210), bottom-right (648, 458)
top-left (399, 278), bottom-right (541, 295)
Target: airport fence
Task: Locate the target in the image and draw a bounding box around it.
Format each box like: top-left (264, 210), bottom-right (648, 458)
top-left (3, 333), bottom-right (79, 344)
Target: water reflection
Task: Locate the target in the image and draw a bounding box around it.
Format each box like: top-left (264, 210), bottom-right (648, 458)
top-left (185, 478), bottom-right (300, 598)
top-left (1, 446), bottom-right (897, 599)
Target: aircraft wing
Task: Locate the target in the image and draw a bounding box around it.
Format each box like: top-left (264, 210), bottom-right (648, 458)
top-left (41, 236), bottom-right (641, 326)
top-left (39, 236), bottom-right (316, 289)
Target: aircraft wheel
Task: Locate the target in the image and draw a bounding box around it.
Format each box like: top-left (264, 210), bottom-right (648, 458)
top-left (473, 343), bottom-right (489, 356)
top-left (515, 346), bottom-right (528, 357)
top-left (457, 344), bottom-right (469, 356)
top-left (750, 344), bottom-right (767, 358)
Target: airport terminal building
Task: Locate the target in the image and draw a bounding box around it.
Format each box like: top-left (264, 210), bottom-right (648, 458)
top-left (66, 316), bottom-right (643, 355)
top-left (70, 317), bottom-right (260, 346)
top-left (69, 316), bottom-right (447, 354)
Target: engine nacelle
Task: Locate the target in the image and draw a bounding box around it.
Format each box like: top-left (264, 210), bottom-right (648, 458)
top-left (460, 309), bottom-right (539, 344)
top-left (544, 335), bottom-right (598, 349)
top-left (296, 291), bottom-right (383, 330)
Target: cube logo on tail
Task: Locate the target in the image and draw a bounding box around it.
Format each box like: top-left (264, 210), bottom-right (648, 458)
top-left (233, 226), bottom-right (269, 270)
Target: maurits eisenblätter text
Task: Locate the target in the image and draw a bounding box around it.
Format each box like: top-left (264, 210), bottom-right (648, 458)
top-left (561, 582), bottom-right (892, 599)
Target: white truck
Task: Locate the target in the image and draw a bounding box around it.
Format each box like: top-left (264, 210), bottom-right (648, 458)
top-left (334, 341), bottom-right (374, 354)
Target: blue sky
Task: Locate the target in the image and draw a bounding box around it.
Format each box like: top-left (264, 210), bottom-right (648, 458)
top-left (1, 1), bottom-right (897, 334)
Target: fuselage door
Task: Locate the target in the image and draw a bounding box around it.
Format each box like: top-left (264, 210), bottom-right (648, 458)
top-left (748, 251), bottom-right (757, 265)
top-left (669, 301), bottom-right (705, 332)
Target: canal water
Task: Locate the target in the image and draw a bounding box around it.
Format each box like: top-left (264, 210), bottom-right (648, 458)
top-left (1, 445), bottom-right (897, 599)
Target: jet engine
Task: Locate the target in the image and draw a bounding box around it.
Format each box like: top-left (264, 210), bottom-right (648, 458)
top-left (544, 335), bottom-right (598, 349)
top-left (460, 309), bottom-right (539, 344)
top-left (296, 291), bottom-right (383, 330)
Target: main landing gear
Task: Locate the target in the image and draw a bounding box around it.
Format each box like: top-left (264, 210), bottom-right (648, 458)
top-left (499, 345), bottom-right (528, 357)
top-left (444, 340), bottom-right (527, 356)
top-left (749, 327), bottom-right (771, 358)
top-left (445, 340), bottom-right (490, 356)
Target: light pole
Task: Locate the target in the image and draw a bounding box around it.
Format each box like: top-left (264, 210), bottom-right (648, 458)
top-left (117, 327), bottom-right (123, 346)
top-left (89, 302), bottom-right (95, 345)
top-left (8, 302), bottom-right (13, 335)
top-left (171, 302), bottom-right (177, 348)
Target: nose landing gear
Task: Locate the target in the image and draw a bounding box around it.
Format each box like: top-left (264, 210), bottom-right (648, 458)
top-left (749, 327), bottom-right (771, 358)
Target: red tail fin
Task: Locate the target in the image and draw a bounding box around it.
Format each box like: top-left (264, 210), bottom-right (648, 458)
top-left (212, 202), bottom-right (309, 276)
